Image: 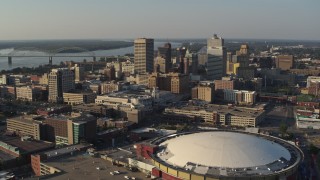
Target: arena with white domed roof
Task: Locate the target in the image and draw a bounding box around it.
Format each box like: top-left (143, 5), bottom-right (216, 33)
top-left (149, 131), bottom-right (303, 180)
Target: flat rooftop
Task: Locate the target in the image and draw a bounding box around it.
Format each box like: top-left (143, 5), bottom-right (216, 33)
top-left (106, 91), bottom-right (151, 99)
top-left (0, 136), bottom-right (54, 155)
top-left (43, 144), bottom-right (91, 159)
top-left (42, 155), bottom-right (147, 180)
top-left (167, 104), bottom-right (265, 118)
top-left (45, 113), bottom-right (95, 123)
top-left (38, 105), bottom-right (70, 111)
top-left (297, 115), bottom-right (320, 122)
top-left (103, 146), bottom-right (136, 163)
top-left (131, 127), bottom-right (177, 136)
top-left (7, 115), bottom-right (42, 124)
top-left (0, 150), bottom-right (16, 161)
top-left (96, 128), bottom-right (121, 136)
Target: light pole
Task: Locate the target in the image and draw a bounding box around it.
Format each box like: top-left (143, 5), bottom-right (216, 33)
top-left (316, 81), bottom-right (319, 98)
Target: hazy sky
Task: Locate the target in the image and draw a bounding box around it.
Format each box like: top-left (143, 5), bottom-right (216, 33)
top-left (0, 0), bottom-right (319, 40)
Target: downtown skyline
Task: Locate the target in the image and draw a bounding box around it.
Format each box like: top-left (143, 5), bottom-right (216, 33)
top-left (0, 1), bottom-right (319, 179)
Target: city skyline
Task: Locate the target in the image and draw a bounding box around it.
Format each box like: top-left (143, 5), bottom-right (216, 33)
top-left (1, 1), bottom-right (319, 179)
top-left (0, 0), bottom-right (319, 41)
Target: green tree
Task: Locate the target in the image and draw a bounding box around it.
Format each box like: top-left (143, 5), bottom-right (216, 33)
top-left (279, 122), bottom-right (288, 137)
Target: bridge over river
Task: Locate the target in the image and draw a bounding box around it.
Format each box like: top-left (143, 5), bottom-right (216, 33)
top-left (0, 47), bottom-right (103, 65)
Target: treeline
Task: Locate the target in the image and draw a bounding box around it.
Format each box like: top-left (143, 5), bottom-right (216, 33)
top-left (0, 64), bottom-right (63, 75)
top-left (0, 40), bottom-right (133, 52)
top-left (277, 48), bottom-right (320, 59)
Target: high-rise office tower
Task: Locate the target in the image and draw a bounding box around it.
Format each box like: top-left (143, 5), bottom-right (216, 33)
top-left (154, 57), bottom-right (165, 73)
top-left (104, 65), bottom-right (116, 81)
top-left (207, 34), bottom-right (224, 48)
top-left (206, 34), bottom-right (226, 80)
top-left (238, 44), bottom-right (249, 56)
top-left (183, 58), bottom-right (189, 74)
top-left (276, 55), bottom-right (294, 70)
top-left (198, 46), bottom-right (208, 66)
top-left (239, 44), bottom-right (249, 55)
top-left (227, 52), bottom-right (232, 62)
top-left (48, 68), bottom-right (75, 103)
top-left (72, 64), bottom-right (84, 83)
top-left (237, 44), bottom-right (256, 80)
top-left (134, 38), bottom-right (154, 74)
top-left (185, 49), bottom-right (198, 75)
top-left (158, 43), bottom-right (172, 72)
top-left (177, 47), bottom-right (187, 74)
top-left (237, 44), bottom-right (250, 67)
top-left (154, 43), bottom-right (172, 73)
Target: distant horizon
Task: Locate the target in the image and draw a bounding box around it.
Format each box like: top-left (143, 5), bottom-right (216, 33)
top-left (1, 0), bottom-right (319, 41)
top-left (1, 37), bottom-right (320, 42)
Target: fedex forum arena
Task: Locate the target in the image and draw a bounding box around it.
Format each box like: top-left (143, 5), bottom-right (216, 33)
top-left (148, 131), bottom-right (303, 180)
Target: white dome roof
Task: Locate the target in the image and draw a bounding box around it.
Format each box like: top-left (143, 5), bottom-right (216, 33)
top-left (158, 131), bottom-right (291, 168)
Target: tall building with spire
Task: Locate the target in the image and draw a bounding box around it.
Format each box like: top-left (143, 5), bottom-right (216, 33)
top-left (71, 64), bottom-right (84, 83)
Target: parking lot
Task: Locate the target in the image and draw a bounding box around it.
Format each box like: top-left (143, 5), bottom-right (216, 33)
top-left (259, 105), bottom-right (295, 128)
top-left (45, 154), bottom-right (148, 180)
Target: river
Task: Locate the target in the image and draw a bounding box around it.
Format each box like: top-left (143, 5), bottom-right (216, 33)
top-left (0, 42), bottom-right (181, 71)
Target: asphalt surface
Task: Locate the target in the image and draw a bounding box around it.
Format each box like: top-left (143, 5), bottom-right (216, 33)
top-left (259, 104), bottom-right (320, 180)
top-left (45, 154), bottom-right (148, 180)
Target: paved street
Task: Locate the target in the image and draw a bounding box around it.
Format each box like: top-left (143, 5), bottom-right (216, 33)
top-left (260, 104), bottom-right (320, 180)
top-left (259, 104), bottom-right (294, 132)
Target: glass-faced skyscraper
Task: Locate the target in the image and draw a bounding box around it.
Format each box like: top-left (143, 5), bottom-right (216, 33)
top-left (206, 34), bottom-right (226, 80)
top-left (134, 38), bottom-right (154, 74)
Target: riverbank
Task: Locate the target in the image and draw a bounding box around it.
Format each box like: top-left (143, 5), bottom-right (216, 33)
top-left (0, 41), bottom-right (182, 71)
top-left (0, 40), bottom-right (133, 52)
